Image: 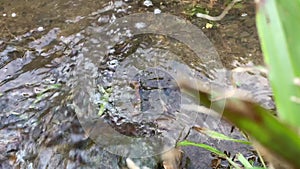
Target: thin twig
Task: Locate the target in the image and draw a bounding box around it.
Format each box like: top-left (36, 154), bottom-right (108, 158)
top-left (196, 0), bottom-right (242, 21)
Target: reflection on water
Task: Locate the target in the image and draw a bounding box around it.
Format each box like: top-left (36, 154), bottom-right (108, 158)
top-left (0, 0), bottom-right (272, 168)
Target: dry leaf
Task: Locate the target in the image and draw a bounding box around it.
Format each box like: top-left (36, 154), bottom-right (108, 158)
top-left (162, 147), bottom-right (183, 169)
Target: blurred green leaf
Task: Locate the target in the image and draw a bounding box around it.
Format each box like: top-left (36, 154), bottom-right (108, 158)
top-left (256, 0), bottom-right (300, 126)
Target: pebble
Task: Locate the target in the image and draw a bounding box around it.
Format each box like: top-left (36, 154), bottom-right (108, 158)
top-left (135, 22), bottom-right (146, 29)
top-left (97, 15), bottom-right (110, 24)
top-left (11, 13), bottom-right (16, 17)
top-left (108, 59), bottom-right (119, 69)
top-left (241, 13), bottom-right (248, 17)
top-left (143, 0), bottom-right (153, 7)
top-left (37, 27), bottom-right (44, 32)
top-left (154, 8), bottom-right (161, 14)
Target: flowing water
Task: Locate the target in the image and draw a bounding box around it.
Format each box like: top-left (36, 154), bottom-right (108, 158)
top-left (0, 0), bottom-right (273, 168)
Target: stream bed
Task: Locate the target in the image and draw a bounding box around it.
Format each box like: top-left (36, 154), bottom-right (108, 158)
top-left (0, 0), bottom-right (274, 168)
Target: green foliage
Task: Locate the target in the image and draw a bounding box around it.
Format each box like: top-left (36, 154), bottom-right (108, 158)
top-left (256, 0), bottom-right (300, 126)
top-left (97, 85), bottom-right (112, 116)
top-left (33, 83), bottom-right (62, 104)
top-left (184, 4), bottom-right (209, 17)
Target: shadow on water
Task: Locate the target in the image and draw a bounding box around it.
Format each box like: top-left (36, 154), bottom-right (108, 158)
top-left (0, 0), bottom-right (273, 168)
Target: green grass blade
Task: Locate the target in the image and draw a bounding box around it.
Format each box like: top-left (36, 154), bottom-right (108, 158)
top-left (256, 0), bottom-right (300, 126)
top-left (192, 126), bottom-right (250, 145)
top-left (226, 157), bottom-right (243, 169)
top-left (177, 140), bottom-right (227, 158)
top-left (237, 153), bottom-right (253, 168)
top-left (178, 140), bottom-right (247, 169)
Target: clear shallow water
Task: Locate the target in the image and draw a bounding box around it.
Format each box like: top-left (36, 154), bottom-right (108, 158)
top-left (0, 0), bottom-right (272, 168)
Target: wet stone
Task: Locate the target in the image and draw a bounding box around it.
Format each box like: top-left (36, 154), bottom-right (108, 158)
top-left (46, 154), bottom-right (65, 169)
top-left (6, 142), bottom-right (19, 153)
top-left (143, 0), bottom-right (153, 7)
top-left (31, 126), bottom-right (42, 140)
top-left (132, 68), bottom-right (181, 115)
top-left (20, 140), bottom-right (38, 161)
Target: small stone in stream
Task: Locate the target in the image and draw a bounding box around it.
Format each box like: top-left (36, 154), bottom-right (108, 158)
top-left (135, 22), bottom-right (146, 29)
top-left (70, 133), bottom-right (85, 143)
top-left (143, 0), bottom-right (153, 7)
top-left (154, 8), bottom-right (161, 14)
top-left (22, 141), bottom-right (38, 161)
top-left (37, 27), bottom-right (44, 32)
top-left (31, 126), bottom-right (42, 140)
top-left (114, 1), bottom-right (124, 8)
top-left (0, 153), bottom-right (5, 160)
top-left (6, 142), bottom-right (19, 153)
top-left (97, 15), bottom-right (110, 24)
top-left (241, 13), bottom-right (247, 17)
top-left (108, 59), bottom-right (119, 69)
